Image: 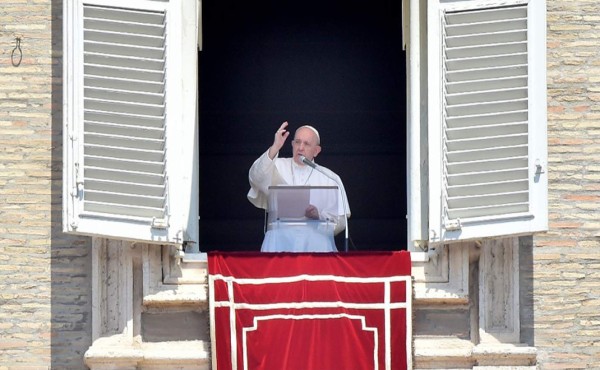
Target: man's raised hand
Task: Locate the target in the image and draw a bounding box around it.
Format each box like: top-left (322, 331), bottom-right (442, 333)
top-left (268, 121), bottom-right (290, 159)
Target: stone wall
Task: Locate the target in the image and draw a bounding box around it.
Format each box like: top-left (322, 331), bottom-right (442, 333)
top-left (535, 0), bottom-right (600, 368)
top-left (0, 1), bottom-right (93, 368)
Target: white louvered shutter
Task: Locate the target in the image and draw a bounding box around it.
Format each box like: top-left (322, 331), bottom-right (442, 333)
top-left (64, 0), bottom-right (199, 244)
top-left (427, 0), bottom-right (547, 244)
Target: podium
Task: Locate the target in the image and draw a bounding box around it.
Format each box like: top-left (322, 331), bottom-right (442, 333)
top-left (261, 186), bottom-right (340, 252)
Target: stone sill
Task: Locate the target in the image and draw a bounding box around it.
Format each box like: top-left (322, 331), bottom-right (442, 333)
top-left (414, 337), bottom-right (536, 369)
top-left (143, 283), bottom-right (208, 308)
top-left (85, 337), bottom-right (210, 370)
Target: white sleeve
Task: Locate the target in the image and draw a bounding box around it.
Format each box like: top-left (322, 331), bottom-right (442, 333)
top-left (333, 181), bottom-right (350, 236)
top-left (247, 150), bottom-right (277, 209)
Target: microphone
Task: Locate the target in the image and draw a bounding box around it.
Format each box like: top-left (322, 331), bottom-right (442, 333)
top-left (299, 154), bottom-right (350, 252)
top-left (299, 155), bottom-right (316, 169)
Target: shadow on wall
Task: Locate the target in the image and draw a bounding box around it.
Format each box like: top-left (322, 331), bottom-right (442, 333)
top-left (519, 235), bottom-right (535, 347)
top-left (51, 2), bottom-right (94, 368)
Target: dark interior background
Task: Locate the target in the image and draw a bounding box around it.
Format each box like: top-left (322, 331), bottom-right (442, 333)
top-left (198, 0), bottom-right (407, 251)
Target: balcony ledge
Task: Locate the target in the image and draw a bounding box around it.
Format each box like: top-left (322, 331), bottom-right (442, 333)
top-left (85, 336), bottom-right (210, 370)
top-left (414, 337), bottom-right (536, 369)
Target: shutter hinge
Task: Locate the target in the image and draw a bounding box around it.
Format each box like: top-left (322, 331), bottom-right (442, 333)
top-left (151, 217), bottom-right (169, 229)
top-left (429, 229), bottom-right (439, 242)
top-left (444, 218), bottom-right (462, 231)
top-left (71, 162), bottom-right (84, 197)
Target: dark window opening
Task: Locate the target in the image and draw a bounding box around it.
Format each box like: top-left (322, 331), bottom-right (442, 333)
top-left (199, 0), bottom-right (407, 252)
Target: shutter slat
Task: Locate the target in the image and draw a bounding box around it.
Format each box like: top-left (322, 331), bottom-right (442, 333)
top-left (446, 30), bottom-right (527, 47)
top-left (447, 168), bottom-right (528, 187)
top-left (447, 76), bottom-right (527, 94)
top-left (447, 133), bottom-right (527, 152)
top-left (448, 202), bottom-right (529, 219)
top-left (85, 190), bottom-right (165, 209)
top-left (85, 133), bottom-right (164, 151)
top-left (445, 7), bottom-right (527, 25)
top-left (85, 87), bottom-right (165, 105)
top-left (446, 52), bottom-right (527, 71)
top-left (84, 99), bottom-right (164, 116)
top-left (447, 156), bottom-right (528, 175)
top-left (446, 87), bottom-right (527, 106)
top-left (446, 99), bottom-right (528, 117)
top-left (86, 64), bottom-right (164, 82)
top-left (85, 53), bottom-right (165, 70)
top-left (448, 144), bottom-right (528, 162)
top-left (447, 122), bottom-right (527, 140)
top-left (85, 155), bottom-right (165, 174)
top-left (84, 41), bottom-right (165, 59)
top-left (85, 121), bottom-right (164, 139)
top-left (448, 191), bottom-right (528, 209)
top-left (448, 179), bottom-right (528, 197)
top-left (85, 75), bottom-right (164, 92)
top-left (84, 111), bottom-right (164, 128)
top-left (85, 18), bottom-right (165, 37)
top-left (446, 19), bottom-right (527, 38)
top-left (447, 110), bottom-right (528, 128)
top-left (85, 144), bottom-right (164, 162)
top-left (446, 40), bottom-right (527, 59)
top-left (85, 168), bottom-right (165, 185)
top-left (85, 6), bottom-right (165, 24)
top-left (86, 179), bottom-right (165, 197)
top-left (84, 30), bottom-right (165, 48)
top-left (447, 64), bottom-right (527, 83)
top-left (84, 201), bottom-right (165, 218)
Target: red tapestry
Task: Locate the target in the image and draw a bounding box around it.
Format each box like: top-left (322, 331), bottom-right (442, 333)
top-left (208, 251), bottom-right (412, 370)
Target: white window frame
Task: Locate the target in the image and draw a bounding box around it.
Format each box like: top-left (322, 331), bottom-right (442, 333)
top-left (63, 0), bottom-right (199, 245)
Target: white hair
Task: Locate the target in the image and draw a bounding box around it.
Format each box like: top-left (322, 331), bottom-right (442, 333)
top-left (297, 125), bottom-right (321, 145)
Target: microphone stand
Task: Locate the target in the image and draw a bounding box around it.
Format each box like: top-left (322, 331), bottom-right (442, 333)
top-left (300, 156), bottom-right (350, 252)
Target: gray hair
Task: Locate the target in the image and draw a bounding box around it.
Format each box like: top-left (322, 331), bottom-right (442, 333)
top-left (296, 125), bottom-right (321, 145)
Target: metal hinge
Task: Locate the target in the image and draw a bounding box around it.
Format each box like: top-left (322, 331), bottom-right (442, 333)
top-left (151, 217), bottom-right (169, 229)
top-left (444, 218), bottom-right (462, 231)
top-left (71, 162), bottom-right (84, 197)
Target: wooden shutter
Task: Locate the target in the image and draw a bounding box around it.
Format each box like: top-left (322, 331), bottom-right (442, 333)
top-left (64, 0), bottom-right (199, 244)
top-left (428, 0), bottom-right (547, 244)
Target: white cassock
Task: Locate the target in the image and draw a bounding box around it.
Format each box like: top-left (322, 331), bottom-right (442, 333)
top-left (247, 150), bottom-right (351, 252)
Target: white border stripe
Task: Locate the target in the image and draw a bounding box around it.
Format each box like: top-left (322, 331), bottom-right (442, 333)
top-left (208, 275), bottom-right (218, 370)
top-left (385, 281), bottom-right (391, 370)
top-left (228, 280), bottom-right (238, 370)
top-left (406, 276), bottom-right (413, 370)
top-left (213, 301), bottom-right (408, 310)
top-left (242, 314), bottom-right (380, 370)
top-left (211, 273), bottom-right (411, 284)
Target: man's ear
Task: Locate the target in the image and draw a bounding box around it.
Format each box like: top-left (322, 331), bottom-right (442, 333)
top-left (314, 145), bottom-right (322, 158)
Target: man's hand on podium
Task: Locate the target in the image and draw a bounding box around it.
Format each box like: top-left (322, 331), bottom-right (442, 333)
top-left (305, 204), bottom-right (319, 220)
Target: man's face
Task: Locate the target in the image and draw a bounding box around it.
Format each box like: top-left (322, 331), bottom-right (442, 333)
top-left (291, 127), bottom-right (321, 165)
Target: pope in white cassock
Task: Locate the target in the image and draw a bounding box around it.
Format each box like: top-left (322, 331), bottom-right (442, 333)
top-left (247, 122), bottom-right (351, 252)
